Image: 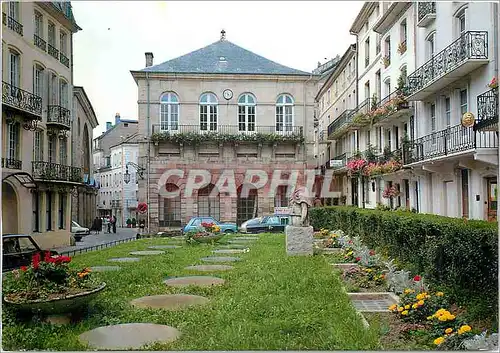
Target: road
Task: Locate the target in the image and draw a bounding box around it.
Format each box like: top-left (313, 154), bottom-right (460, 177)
top-left (54, 227), bottom-right (138, 253)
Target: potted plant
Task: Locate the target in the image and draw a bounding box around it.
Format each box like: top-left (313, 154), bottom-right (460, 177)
top-left (126, 218), bottom-right (132, 228)
top-left (3, 252), bottom-right (106, 315)
top-left (131, 218), bottom-right (137, 228)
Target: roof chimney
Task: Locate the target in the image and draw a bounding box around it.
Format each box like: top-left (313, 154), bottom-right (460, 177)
top-left (106, 122), bottom-right (112, 131)
top-left (145, 52), bottom-right (154, 67)
top-left (115, 112), bottom-right (120, 125)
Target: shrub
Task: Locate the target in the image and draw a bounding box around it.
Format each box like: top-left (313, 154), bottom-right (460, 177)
top-left (310, 207), bottom-right (498, 318)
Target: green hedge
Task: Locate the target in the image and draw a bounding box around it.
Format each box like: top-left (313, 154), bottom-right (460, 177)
top-left (310, 207), bottom-right (498, 306)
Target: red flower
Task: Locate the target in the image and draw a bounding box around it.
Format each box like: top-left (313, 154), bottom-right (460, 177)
top-left (355, 257), bottom-right (361, 262)
top-left (20, 266), bottom-right (27, 272)
top-left (44, 251), bottom-right (52, 262)
top-left (413, 275), bottom-right (421, 281)
top-left (369, 250), bottom-right (375, 256)
top-left (32, 253), bottom-right (41, 270)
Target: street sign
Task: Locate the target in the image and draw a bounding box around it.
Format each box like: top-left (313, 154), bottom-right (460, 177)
top-left (274, 207), bottom-right (291, 215)
top-left (329, 159), bottom-right (344, 168)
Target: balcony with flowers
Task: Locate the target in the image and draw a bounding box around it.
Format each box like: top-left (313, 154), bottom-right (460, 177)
top-left (369, 89), bottom-right (411, 127)
top-left (346, 146), bottom-right (403, 179)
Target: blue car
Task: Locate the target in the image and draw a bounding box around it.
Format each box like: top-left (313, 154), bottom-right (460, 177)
top-left (183, 217), bottom-right (238, 233)
top-left (240, 215), bottom-right (290, 233)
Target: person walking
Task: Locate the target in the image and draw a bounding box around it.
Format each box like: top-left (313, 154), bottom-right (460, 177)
top-left (106, 216), bottom-right (111, 233)
top-left (111, 215), bottom-right (117, 234)
top-left (92, 217), bottom-right (100, 234)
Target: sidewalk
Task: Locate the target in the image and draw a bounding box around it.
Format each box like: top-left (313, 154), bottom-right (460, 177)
top-left (54, 227), bottom-right (138, 253)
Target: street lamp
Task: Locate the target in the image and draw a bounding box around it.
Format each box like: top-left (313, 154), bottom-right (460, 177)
top-left (124, 166), bottom-right (131, 184)
top-left (123, 162), bottom-right (145, 184)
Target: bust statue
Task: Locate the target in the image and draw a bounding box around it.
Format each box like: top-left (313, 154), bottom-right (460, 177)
top-left (289, 186), bottom-right (312, 227)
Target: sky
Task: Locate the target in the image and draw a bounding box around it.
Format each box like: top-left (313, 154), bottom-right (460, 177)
top-left (71, 1), bottom-right (364, 138)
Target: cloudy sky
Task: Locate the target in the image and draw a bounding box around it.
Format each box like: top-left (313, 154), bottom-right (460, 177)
top-left (71, 1), bottom-right (364, 137)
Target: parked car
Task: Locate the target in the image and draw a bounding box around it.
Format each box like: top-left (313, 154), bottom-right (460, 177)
top-left (2, 234), bottom-right (58, 272)
top-left (240, 215), bottom-right (290, 233)
top-left (182, 217), bottom-right (238, 233)
top-left (71, 221), bottom-right (90, 242)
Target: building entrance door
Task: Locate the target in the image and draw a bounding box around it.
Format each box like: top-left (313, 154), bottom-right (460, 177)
top-left (487, 178), bottom-right (497, 222)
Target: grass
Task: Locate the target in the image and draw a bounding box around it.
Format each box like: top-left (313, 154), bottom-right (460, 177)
top-left (2, 233), bottom-right (381, 350)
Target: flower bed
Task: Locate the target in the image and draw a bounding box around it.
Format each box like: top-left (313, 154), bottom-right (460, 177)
top-left (185, 222), bottom-right (225, 244)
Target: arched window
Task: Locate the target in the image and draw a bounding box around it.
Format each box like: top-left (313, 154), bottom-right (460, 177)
top-left (159, 183), bottom-right (181, 227)
top-left (197, 184), bottom-right (220, 220)
top-left (238, 93), bottom-right (256, 132)
top-left (275, 94), bottom-right (294, 133)
top-left (160, 92), bottom-right (179, 131)
top-left (199, 93), bottom-right (218, 131)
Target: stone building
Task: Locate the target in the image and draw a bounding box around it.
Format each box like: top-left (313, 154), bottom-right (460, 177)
top-left (71, 86), bottom-right (99, 229)
top-left (130, 31), bottom-right (318, 231)
top-left (2, 1), bottom-right (81, 248)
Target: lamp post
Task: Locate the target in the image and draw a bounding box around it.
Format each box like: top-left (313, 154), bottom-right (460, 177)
top-left (123, 162), bottom-right (145, 184)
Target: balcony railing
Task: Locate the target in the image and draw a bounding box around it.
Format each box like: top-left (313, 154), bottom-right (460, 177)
top-left (330, 153), bottom-right (350, 170)
top-left (2, 13), bottom-right (23, 36)
top-left (48, 44), bottom-right (59, 60)
top-left (2, 81), bottom-right (43, 117)
top-left (32, 161), bottom-right (83, 183)
top-left (34, 34), bottom-right (46, 51)
top-left (406, 31), bottom-right (488, 99)
top-left (417, 2), bottom-right (436, 25)
top-left (403, 123), bottom-right (498, 164)
top-left (60, 52), bottom-right (70, 68)
top-left (476, 87), bottom-right (498, 131)
top-left (2, 157), bottom-right (22, 170)
top-left (152, 124), bottom-right (303, 136)
top-left (327, 98), bottom-right (374, 139)
top-left (327, 109), bottom-right (354, 137)
top-left (47, 105), bottom-right (71, 128)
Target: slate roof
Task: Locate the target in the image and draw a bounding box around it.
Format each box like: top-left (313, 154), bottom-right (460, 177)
top-left (140, 39), bottom-right (311, 76)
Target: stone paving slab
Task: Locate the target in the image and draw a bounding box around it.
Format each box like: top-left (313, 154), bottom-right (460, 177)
top-left (79, 323), bottom-right (181, 350)
top-left (217, 244), bottom-right (247, 249)
top-left (185, 265), bottom-right (234, 272)
top-left (90, 266), bottom-right (121, 272)
top-left (130, 250), bottom-right (166, 256)
top-left (201, 256), bottom-right (242, 263)
top-left (148, 245), bottom-right (181, 249)
top-left (228, 239), bottom-right (254, 244)
top-left (164, 276), bottom-right (225, 288)
top-left (108, 257), bottom-right (141, 263)
top-left (232, 236), bottom-right (259, 240)
top-left (212, 249), bottom-right (248, 254)
top-left (130, 294), bottom-right (209, 310)
top-left (351, 298), bottom-right (393, 312)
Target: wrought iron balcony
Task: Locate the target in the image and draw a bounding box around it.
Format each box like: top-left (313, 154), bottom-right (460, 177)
top-left (2, 81), bottom-right (43, 118)
top-left (327, 98), bottom-right (374, 140)
top-left (2, 157), bottom-right (22, 170)
top-left (403, 123), bottom-right (498, 165)
top-left (372, 89), bottom-right (411, 126)
top-left (417, 2), bottom-right (436, 27)
top-left (47, 105), bottom-right (71, 129)
top-left (330, 152), bottom-right (350, 170)
top-left (327, 109), bottom-right (354, 139)
top-left (406, 31), bottom-right (489, 101)
top-left (60, 52), bottom-right (70, 68)
top-left (2, 12), bottom-right (23, 36)
top-left (34, 34), bottom-right (47, 51)
top-left (475, 88), bottom-right (498, 131)
top-left (32, 161), bottom-right (83, 183)
top-left (48, 43), bottom-right (59, 60)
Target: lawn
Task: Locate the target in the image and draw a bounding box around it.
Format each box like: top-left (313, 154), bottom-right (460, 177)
top-left (2, 233), bottom-right (381, 351)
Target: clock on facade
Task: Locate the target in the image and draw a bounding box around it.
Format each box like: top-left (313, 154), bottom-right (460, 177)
top-left (223, 89), bottom-right (233, 100)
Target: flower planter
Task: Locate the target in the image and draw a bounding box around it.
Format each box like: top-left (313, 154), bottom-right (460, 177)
top-left (3, 282), bottom-right (106, 315)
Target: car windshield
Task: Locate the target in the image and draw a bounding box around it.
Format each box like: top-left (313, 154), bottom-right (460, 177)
top-left (72, 221), bottom-right (80, 228)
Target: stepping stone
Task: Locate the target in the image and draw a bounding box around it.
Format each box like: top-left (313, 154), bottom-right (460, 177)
top-left (108, 257), bottom-right (140, 263)
top-left (79, 323), bottom-right (181, 350)
top-left (185, 265), bottom-right (234, 272)
top-left (129, 250), bottom-right (165, 256)
top-left (233, 236), bottom-right (258, 240)
top-left (218, 244), bottom-right (247, 249)
top-left (148, 245), bottom-right (181, 249)
top-left (130, 294), bottom-right (209, 310)
top-left (164, 276), bottom-right (225, 288)
top-left (201, 256), bottom-right (241, 263)
top-left (90, 266), bottom-right (121, 272)
top-left (212, 249), bottom-right (247, 254)
top-left (228, 240), bottom-right (254, 244)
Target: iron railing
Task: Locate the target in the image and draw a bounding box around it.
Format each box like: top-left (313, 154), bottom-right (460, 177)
top-left (58, 237), bottom-right (137, 257)
top-left (47, 105), bottom-right (71, 128)
top-left (33, 34), bottom-right (46, 51)
top-left (32, 161), bottom-right (83, 183)
top-left (2, 81), bottom-right (43, 117)
top-left (406, 31), bottom-right (488, 97)
top-left (476, 87), bottom-right (498, 130)
top-left (418, 2), bottom-right (436, 23)
top-left (1, 158), bottom-right (22, 170)
top-left (331, 152), bottom-right (350, 170)
top-left (327, 98), bottom-right (374, 138)
top-left (152, 124), bottom-right (303, 135)
top-left (60, 52), bottom-right (69, 67)
top-left (48, 43), bottom-right (59, 60)
top-left (403, 123), bottom-right (498, 164)
top-left (2, 12), bottom-right (23, 36)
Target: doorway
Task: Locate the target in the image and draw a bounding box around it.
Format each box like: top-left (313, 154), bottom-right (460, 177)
top-left (2, 182), bottom-right (19, 233)
top-left (487, 178), bottom-right (497, 222)
top-left (351, 177), bottom-right (359, 207)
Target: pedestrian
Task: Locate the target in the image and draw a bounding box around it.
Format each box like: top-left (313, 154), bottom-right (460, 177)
top-left (111, 215), bottom-right (117, 234)
top-left (106, 216), bottom-right (111, 233)
top-left (92, 217), bottom-right (100, 234)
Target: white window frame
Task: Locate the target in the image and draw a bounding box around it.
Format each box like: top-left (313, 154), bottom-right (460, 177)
top-left (460, 88), bottom-right (468, 136)
top-left (9, 50), bottom-right (20, 88)
top-left (47, 21), bottom-right (56, 46)
top-left (59, 138), bottom-right (67, 165)
top-left (430, 103), bottom-right (436, 144)
top-left (275, 94), bottom-right (294, 134)
top-left (8, 2), bottom-right (19, 20)
top-left (199, 93), bottom-right (218, 131)
top-left (34, 10), bottom-right (43, 37)
top-left (160, 92), bottom-right (179, 131)
top-left (33, 65), bottom-right (44, 98)
top-left (48, 134), bottom-right (57, 163)
top-left (59, 80), bottom-right (68, 108)
top-left (33, 130), bottom-right (44, 161)
top-left (7, 122), bottom-right (20, 160)
top-left (60, 30), bottom-right (67, 55)
top-left (445, 97), bottom-right (451, 127)
top-left (426, 31), bottom-right (436, 60)
top-left (237, 93), bottom-right (256, 132)
top-left (456, 8), bottom-right (467, 37)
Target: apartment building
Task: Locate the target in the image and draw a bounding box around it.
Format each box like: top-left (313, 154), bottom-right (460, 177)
top-left (71, 86), bottom-right (99, 229)
top-left (92, 115), bottom-right (139, 223)
top-left (405, 1), bottom-right (498, 221)
top-left (130, 31), bottom-right (318, 231)
top-left (2, 1), bottom-right (81, 248)
top-left (315, 44), bottom-right (357, 205)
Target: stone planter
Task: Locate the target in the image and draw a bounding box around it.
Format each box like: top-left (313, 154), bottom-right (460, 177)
top-left (3, 282), bottom-right (106, 315)
top-left (347, 292), bottom-right (399, 313)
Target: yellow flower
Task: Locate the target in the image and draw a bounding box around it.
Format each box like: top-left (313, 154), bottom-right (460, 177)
top-left (445, 328), bottom-right (453, 334)
top-left (448, 314), bottom-right (456, 320)
top-left (388, 304), bottom-right (397, 311)
top-left (397, 307), bottom-right (404, 312)
top-left (404, 305), bottom-right (410, 309)
top-left (412, 303), bottom-right (419, 309)
top-left (436, 292), bottom-right (444, 297)
top-left (416, 293), bottom-right (426, 300)
top-left (434, 337), bottom-right (445, 345)
top-left (458, 325), bottom-right (471, 335)
top-left (401, 310), bottom-right (409, 315)
top-left (418, 300), bottom-right (425, 306)
top-left (404, 289), bottom-right (412, 294)
top-left (438, 315), bottom-right (449, 322)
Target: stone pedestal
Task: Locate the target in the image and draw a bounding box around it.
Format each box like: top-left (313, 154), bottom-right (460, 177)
top-left (285, 225), bottom-right (313, 256)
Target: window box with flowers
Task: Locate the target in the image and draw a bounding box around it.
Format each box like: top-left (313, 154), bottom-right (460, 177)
top-left (381, 55), bottom-right (391, 69)
top-left (397, 41), bottom-right (407, 55)
top-left (2, 252), bottom-right (106, 315)
top-left (347, 158), bottom-right (367, 176)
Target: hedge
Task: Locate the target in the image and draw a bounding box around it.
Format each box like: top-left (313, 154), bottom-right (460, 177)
top-left (310, 206), bottom-right (498, 309)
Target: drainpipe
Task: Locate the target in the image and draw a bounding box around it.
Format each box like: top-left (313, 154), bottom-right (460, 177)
top-left (146, 72), bottom-right (151, 233)
top-left (304, 74), bottom-right (314, 181)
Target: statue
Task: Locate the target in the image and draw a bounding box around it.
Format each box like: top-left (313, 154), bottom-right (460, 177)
top-left (289, 186), bottom-right (312, 227)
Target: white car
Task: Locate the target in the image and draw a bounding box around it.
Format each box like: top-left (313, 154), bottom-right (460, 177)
top-left (71, 221), bottom-right (89, 241)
